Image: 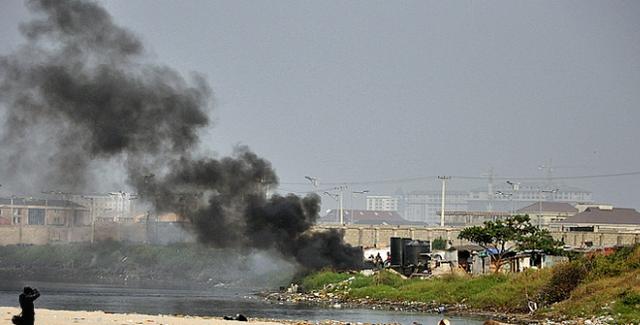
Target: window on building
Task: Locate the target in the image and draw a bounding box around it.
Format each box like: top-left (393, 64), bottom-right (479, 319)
top-left (28, 208), bottom-right (45, 225)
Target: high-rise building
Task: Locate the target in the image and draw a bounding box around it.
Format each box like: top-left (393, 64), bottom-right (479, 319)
top-left (467, 183), bottom-right (592, 212)
top-left (403, 191), bottom-right (469, 224)
top-left (69, 192), bottom-right (138, 223)
top-left (366, 195), bottom-right (399, 211)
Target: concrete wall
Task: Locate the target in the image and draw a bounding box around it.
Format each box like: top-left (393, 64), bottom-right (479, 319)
top-left (316, 225), bottom-right (469, 248)
top-left (0, 222), bottom-right (194, 246)
top-left (315, 225), bottom-right (640, 249)
top-left (0, 225), bottom-right (91, 245)
top-left (552, 231), bottom-right (640, 248)
top-left (1, 223), bottom-right (639, 248)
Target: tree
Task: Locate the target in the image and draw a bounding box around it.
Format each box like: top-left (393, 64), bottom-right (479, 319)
top-left (518, 227), bottom-right (564, 256)
top-left (457, 215), bottom-right (563, 272)
top-left (432, 237), bottom-right (447, 250)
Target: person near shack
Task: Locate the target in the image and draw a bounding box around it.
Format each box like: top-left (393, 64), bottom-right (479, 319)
top-left (12, 287), bottom-right (40, 325)
top-left (385, 251), bottom-right (392, 267)
top-left (374, 252), bottom-right (383, 268)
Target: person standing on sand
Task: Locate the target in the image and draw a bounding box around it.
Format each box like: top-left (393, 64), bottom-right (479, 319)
top-left (438, 319), bottom-right (450, 325)
top-left (12, 287), bottom-right (40, 325)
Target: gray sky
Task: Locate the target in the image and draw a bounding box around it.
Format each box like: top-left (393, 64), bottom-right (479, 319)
top-left (1, 0), bottom-right (639, 209)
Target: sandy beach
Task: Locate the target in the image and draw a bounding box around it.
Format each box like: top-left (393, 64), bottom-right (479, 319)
top-left (0, 307), bottom-right (289, 325)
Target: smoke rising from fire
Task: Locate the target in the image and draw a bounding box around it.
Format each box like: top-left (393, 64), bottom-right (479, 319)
top-left (0, 0), bottom-right (361, 270)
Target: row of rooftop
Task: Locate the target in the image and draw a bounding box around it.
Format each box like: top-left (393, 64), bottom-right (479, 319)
top-left (2, 193), bottom-right (638, 235)
top-left (321, 202), bottom-right (640, 233)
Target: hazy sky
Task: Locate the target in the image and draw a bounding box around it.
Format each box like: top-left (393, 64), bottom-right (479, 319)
top-left (1, 0), bottom-right (639, 210)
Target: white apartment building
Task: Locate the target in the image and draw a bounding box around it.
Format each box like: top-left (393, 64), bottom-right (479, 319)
top-left (402, 191), bottom-right (469, 224)
top-left (366, 196), bottom-right (399, 211)
top-left (467, 183), bottom-right (592, 212)
top-left (70, 192), bottom-right (138, 223)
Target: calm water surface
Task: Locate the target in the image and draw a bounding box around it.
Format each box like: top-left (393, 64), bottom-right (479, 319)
top-left (0, 281), bottom-right (484, 325)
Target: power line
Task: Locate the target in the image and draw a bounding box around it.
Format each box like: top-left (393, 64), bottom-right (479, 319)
top-left (278, 170), bottom-right (640, 187)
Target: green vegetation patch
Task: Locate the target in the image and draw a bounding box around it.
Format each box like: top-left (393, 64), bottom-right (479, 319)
top-left (472, 269), bottom-right (551, 312)
top-left (301, 270), bottom-right (354, 291)
top-left (547, 269), bottom-right (640, 323)
top-left (298, 244), bottom-right (640, 322)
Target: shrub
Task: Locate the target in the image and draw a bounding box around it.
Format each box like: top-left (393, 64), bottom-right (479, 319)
top-left (372, 270), bottom-right (405, 287)
top-left (539, 261), bottom-right (587, 305)
top-left (432, 237), bottom-right (447, 250)
top-left (620, 289), bottom-right (640, 306)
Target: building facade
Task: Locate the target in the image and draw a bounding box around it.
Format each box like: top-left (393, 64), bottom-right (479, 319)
top-left (365, 195), bottom-right (399, 211)
top-left (516, 201), bottom-right (579, 226)
top-left (467, 183), bottom-right (592, 212)
top-left (69, 192), bottom-right (138, 223)
top-left (0, 197), bottom-right (89, 227)
top-left (402, 191), bottom-right (469, 224)
top-left (550, 205), bottom-right (640, 233)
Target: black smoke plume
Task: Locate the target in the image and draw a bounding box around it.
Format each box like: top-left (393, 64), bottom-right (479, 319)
top-left (0, 0), bottom-right (361, 270)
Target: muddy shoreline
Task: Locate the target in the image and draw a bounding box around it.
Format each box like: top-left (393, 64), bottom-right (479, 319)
top-left (260, 290), bottom-right (615, 325)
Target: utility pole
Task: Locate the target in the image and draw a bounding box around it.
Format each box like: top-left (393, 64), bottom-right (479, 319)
top-left (323, 187), bottom-right (345, 224)
top-left (337, 185), bottom-right (346, 224)
top-left (485, 167), bottom-right (494, 212)
top-left (82, 196), bottom-right (96, 243)
top-left (496, 191), bottom-right (514, 215)
top-left (11, 196), bottom-right (21, 245)
top-left (506, 181), bottom-right (520, 215)
top-left (351, 190), bottom-right (369, 224)
top-left (91, 197), bottom-right (95, 243)
top-left (438, 176), bottom-right (450, 227)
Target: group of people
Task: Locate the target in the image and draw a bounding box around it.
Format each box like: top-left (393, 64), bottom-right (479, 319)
top-left (12, 287), bottom-right (40, 325)
top-left (367, 252), bottom-right (392, 269)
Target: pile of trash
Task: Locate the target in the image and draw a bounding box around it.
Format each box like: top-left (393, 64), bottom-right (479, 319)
top-left (541, 316), bottom-right (616, 325)
top-left (263, 276), bottom-right (456, 314)
top-left (264, 279), bottom-right (354, 307)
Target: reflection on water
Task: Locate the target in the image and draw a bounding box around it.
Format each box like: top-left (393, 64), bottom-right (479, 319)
top-left (0, 282), bottom-right (484, 325)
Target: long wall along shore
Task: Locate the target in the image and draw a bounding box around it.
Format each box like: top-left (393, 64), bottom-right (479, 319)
top-left (2, 223), bottom-right (640, 249)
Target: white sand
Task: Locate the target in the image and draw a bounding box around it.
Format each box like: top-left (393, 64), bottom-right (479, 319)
top-left (0, 307), bottom-right (292, 325)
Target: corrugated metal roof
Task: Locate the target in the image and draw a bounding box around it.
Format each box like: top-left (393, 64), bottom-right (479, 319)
top-left (320, 209), bottom-right (420, 225)
top-left (517, 202), bottom-right (578, 213)
top-left (558, 207), bottom-right (640, 225)
top-left (0, 197), bottom-right (87, 209)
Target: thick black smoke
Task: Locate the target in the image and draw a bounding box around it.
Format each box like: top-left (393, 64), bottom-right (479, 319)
top-left (0, 0), bottom-right (361, 270)
top-left (0, 0), bottom-right (210, 190)
top-left (132, 147), bottom-right (362, 270)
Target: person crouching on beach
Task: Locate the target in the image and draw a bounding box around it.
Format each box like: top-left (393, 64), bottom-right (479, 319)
top-left (12, 287), bottom-right (40, 325)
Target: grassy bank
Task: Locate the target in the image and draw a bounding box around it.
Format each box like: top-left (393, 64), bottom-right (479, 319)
top-left (297, 245), bottom-right (640, 323)
top-left (0, 241), bottom-right (294, 288)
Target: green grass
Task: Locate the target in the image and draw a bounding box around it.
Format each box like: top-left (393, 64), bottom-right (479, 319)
top-left (350, 275), bottom-right (374, 288)
top-left (348, 271), bottom-right (544, 309)
top-left (546, 269), bottom-right (640, 323)
top-left (299, 244), bottom-right (640, 322)
top-left (301, 270), bottom-right (354, 291)
top-left (350, 284), bottom-right (402, 300)
top-left (470, 269), bottom-right (551, 312)
top-left (307, 269), bottom-right (546, 310)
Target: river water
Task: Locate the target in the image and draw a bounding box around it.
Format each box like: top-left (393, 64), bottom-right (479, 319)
top-left (0, 282), bottom-right (484, 325)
